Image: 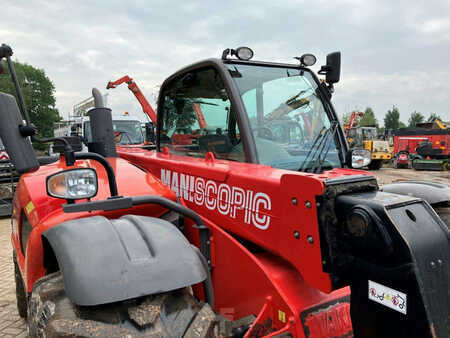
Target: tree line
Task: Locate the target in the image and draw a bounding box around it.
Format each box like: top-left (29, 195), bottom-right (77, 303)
top-left (0, 60), bottom-right (60, 151)
top-left (342, 106), bottom-right (444, 134)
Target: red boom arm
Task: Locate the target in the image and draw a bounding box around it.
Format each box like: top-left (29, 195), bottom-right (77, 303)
top-left (106, 75), bottom-right (157, 123)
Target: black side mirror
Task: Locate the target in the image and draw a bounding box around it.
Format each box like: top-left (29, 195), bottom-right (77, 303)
top-left (0, 93), bottom-right (39, 173)
top-left (145, 122), bottom-right (155, 143)
top-left (319, 51), bottom-right (341, 85)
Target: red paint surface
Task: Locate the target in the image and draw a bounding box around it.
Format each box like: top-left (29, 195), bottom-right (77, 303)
top-left (118, 148), bottom-right (372, 336)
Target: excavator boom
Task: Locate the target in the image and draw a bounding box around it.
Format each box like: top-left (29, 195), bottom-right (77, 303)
top-left (106, 75), bottom-right (157, 123)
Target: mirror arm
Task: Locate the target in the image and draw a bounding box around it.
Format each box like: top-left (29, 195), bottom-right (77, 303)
top-left (74, 152), bottom-right (119, 198)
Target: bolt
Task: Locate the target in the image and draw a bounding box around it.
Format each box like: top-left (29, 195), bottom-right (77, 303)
top-left (206, 240), bottom-right (211, 245)
top-left (437, 259), bottom-right (443, 265)
top-left (430, 261), bottom-right (435, 268)
top-left (307, 235), bottom-right (314, 244)
top-left (305, 201), bottom-right (312, 209)
top-left (292, 198), bottom-right (298, 206)
top-left (293, 231), bottom-right (300, 239)
top-left (316, 202), bottom-right (321, 207)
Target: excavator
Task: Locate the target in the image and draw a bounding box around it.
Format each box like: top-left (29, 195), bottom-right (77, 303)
top-left (344, 111), bottom-right (392, 170)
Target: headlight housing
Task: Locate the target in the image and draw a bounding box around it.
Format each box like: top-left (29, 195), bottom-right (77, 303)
top-left (351, 149), bottom-right (371, 168)
top-left (47, 168), bottom-right (98, 200)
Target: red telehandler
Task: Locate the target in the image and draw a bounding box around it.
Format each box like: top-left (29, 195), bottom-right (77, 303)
top-left (118, 47), bottom-right (449, 337)
top-left (1, 44), bottom-right (219, 337)
top-left (1, 44), bottom-right (449, 337)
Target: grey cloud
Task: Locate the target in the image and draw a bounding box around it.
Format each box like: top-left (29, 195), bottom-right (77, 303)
top-left (1, 0), bottom-right (449, 123)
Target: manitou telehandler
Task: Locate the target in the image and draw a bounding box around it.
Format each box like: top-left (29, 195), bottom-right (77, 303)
top-left (1, 44), bottom-right (218, 337)
top-left (1, 43), bottom-right (449, 337)
top-left (117, 47), bottom-right (449, 337)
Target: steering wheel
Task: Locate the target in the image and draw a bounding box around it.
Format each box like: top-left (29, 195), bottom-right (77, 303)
top-left (252, 126), bottom-right (274, 140)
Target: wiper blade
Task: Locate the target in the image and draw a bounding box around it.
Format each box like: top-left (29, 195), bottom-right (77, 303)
top-left (299, 126), bottom-right (328, 172)
top-left (310, 121), bottom-right (339, 173)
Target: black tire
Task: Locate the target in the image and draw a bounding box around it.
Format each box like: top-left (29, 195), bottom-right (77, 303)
top-left (368, 159), bottom-right (383, 170)
top-left (13, 253), bottom-right (28, 318)
top-left (28, 272), bottom-right (219, 337)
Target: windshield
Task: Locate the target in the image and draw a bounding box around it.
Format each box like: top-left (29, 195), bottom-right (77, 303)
top-left (84, 120), bottom-right (144, 145)
top-left (228, 64), bottom-right (341, 171)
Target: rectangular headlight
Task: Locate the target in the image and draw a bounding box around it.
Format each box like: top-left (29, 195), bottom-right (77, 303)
top-left (47, 168), bottom-right (98, 200)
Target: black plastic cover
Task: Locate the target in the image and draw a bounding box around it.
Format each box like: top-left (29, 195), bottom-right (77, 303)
top-left (336, 191), bottom-right (449, 337)
top-left (43, 215), bottom-right (207, 306)
top-left (87, 107), bottom-right (117, 157)
top-left (380, 180), bottom-right (450, 205)
top-left (0, 93), bottom-right (39, 173)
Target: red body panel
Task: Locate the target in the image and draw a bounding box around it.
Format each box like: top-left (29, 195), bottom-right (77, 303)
top-left (394, 133), bottom-right (449, 155)
top-left (11, 157), bottom-right (176, 293)
top-left (118, 148), bottom-right (372, 336)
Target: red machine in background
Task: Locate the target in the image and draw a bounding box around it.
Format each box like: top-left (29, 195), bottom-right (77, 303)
top-left (394, 121), bottom-right (449, 170)
top-left (343, 111), bottom-right (363, 137)
top-left (106, 75), bottom-right (157, 123)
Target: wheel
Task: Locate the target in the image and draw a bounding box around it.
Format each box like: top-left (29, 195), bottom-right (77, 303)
top-left (368, 159), bottom-right (383, 170)
top-left (13, 253), bottom-right (28, 318)
top-left (27, 272), bottom-right (219, 337)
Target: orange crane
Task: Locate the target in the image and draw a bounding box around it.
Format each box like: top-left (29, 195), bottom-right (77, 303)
top-left (343, 111), bottom-right (363, 136)
top-left (106, 75), bottom-right (157, 123)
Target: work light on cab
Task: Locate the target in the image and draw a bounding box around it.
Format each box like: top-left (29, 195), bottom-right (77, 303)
top-left (298, 53), bottom-right (317, 66)
top-left (235, 47), bottom-right (254, 60)
top-left (46, 168), bottom-right (98, 200)
top-left (221, 46), bottom-right (254, 60)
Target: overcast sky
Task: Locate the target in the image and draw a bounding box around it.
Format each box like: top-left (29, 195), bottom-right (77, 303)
top-left (2, 0), bottom-right (450, 125)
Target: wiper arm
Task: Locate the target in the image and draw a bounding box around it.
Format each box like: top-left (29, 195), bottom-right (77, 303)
top-left (310, 121), bottom-right (339, 173)
top-left (299, 126), bottom-right (328, 172)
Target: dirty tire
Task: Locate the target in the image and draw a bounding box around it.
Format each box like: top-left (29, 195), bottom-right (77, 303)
top-left (368, 159), bottom-right (382, 170)
top-left (27, 272), bottom-right (219, 337)
top-left (13, 253), bottom-right (28, 318)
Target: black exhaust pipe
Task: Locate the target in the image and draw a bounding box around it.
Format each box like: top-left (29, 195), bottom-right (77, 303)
top-left (87, 88), bottom-right (117, 158)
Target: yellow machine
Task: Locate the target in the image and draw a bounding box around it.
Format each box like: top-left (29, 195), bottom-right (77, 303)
top-left (347, 126), bottom-right (391, 170)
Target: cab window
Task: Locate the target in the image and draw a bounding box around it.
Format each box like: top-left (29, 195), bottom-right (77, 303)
top-left (159, 67), bottom-right (243, 161)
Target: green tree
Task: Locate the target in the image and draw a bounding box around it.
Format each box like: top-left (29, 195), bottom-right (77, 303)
top-left (427, 113), bottom-right (442, 122)
top-left (360, 107), bottom-right (378, 127)
top-left (384, 105), bottom-right (401, 131)
top-left (408, 111), bottom-right (425, 127)
top-left (0, 60), bottom-right (61, 151)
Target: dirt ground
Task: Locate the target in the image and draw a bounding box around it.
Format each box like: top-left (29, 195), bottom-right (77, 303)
top-left (371, 167), bottom-right (449, 186)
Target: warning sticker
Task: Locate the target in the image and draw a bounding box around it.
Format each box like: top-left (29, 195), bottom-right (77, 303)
top-left (368, 280), bottom-right (407, 315)
top-left (25, 201), bottom-right (35, 215)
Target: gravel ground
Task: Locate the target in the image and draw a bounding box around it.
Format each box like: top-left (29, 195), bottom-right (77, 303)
top-left (371, 167), bottom-right (449, 186)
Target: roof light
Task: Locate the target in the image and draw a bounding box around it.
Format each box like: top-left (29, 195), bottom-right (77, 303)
top-left (297, 54), bottom-right (317, 67)
top-left (235, 47), bottom-right (254, 61)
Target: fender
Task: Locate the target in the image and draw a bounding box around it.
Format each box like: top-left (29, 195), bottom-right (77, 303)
top-left (380, 181), bottom-right (450, 205)
top-left (42, 214), bottom-right (207, 306)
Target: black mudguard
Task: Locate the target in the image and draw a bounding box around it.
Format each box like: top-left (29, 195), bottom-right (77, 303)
top-left (42, 215), bottom-right (207, 306)
top-left (336, 192), bottom-right (449, 337)
top-left (380, 181), bottom-right (450, 206)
